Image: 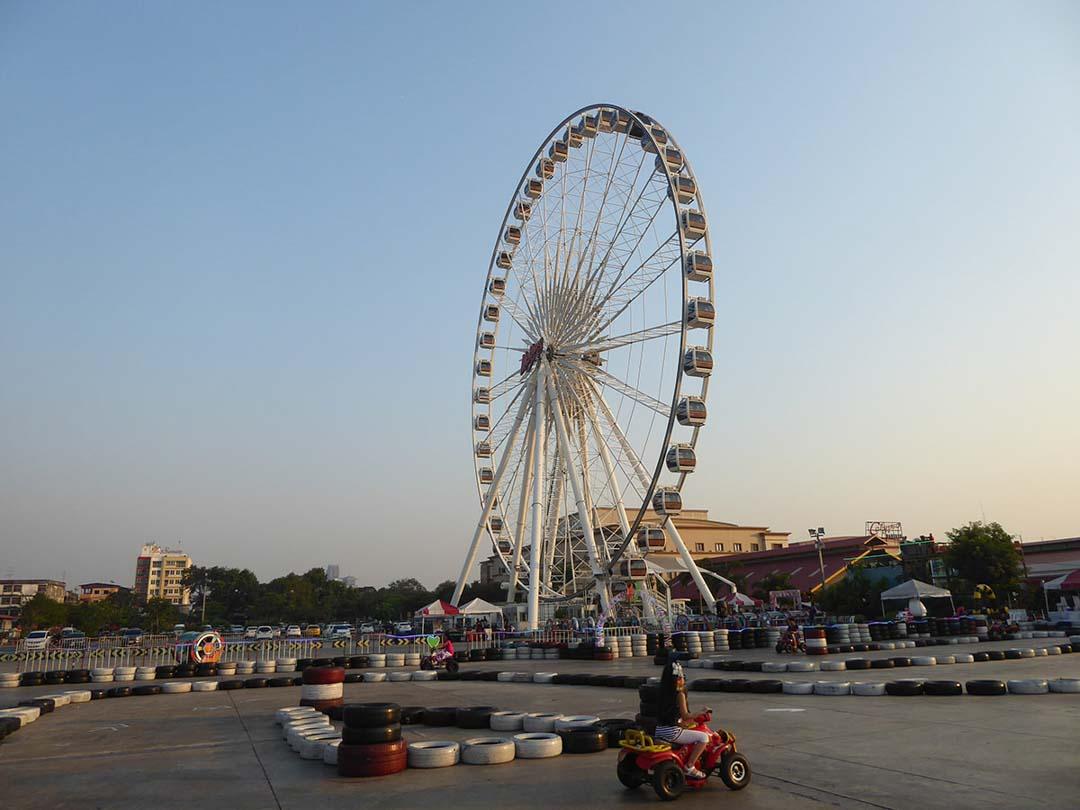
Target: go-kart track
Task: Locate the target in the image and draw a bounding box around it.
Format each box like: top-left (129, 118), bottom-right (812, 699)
top-left (2, 636), bottom-right (1078, 810)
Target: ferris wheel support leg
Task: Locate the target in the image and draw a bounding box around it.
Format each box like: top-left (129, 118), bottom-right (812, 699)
top-left (507, 412), bottom-right (536, 603)
top-left (542, 454), bottom-right (564, 590)
top-left (662, 517), bottom-right (717, 613)
top-left (452, 382), bottom-right (532, 607)
top-left (526, 365), bottom-right (548, 631)
top-left (547, 363), bottom-right (611, 614)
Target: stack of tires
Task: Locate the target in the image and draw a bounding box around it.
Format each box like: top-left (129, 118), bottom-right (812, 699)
top-left (631, 635), bottom-right (648, 658)
top-left (301, 666), bottom-right (344, 712)
top-left (637, 683), bottom-right (659, 734)
top-left (804, 627), bottom-right (827, 656)
top-left (0, 672), bottom-right (19, 689)
top-left (685, 632), bottom-right (702, 658)
top-left (713, 629), bottom-right (729, 652)
top-left (728, 629), bottom-right (742, 651)
top-left (338, 703), bottom-right (406, 777)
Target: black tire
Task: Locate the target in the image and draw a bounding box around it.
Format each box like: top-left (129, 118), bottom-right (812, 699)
top-left (342, 723), bottom-right (401, 744)
top-left (559, 728), bottom-right (609, 754)
top-left (871, 659), bottom-right (895, 669)
top-left (721, 679), bottom-right (750, 693)
top-left (638, 684), bottom-right (660, 702)
top-left (986, 650), bottom-right (1006, 661)
top-left (720, 752), bottom-right (751, 790)
top-left (133, 685), bottom-right (161, 696)
top-left (0, 717), bottom-right (21, 736)
top-left (420, 657), bottom-right (434, 671)
top-left (923, 680), bottom-right (962, 696)
top-left (90, 689), bottom-right (106, 700)
top-left (622, 676), bottom-right (646, 689)
top-left (617, 755), bottom-right (647, 789)
top-left (422, 706), bottom-right (458, 727)
top-left (890, 657), bottom-right (912, 667)
top-left (885, 680), bottom-right (923, 696)
top-left (748, 679), bottom-right (783, 694)
top-left (268, 677), bottom-right (293, 687)
top-left (966, 679), bottom-right (1006, 696)
top-left (436, 670), bottom-right (461, 681)
top-left (971, 652), bottom-right (990, 662)
top-left (343, 702), bottom-right (401, 728)
top-left (296, 658), bottom-right (313, 670)
top-left (244, 678), bottom-right (268, 688)
top-left (846, 659), bottom-right (871, 670)
top-left (597, 719), bottom-right (636, 746)
top-left (155, 666), bottom-right (176, 678)
top-left (652, 760), bottom-right (686, 801)
top-left (344, 672), bottom-right (363, 683)
top-left (456, 705), bottom-right (497, 729)
top-left (691, 679), bottom-right (723, 692)
top-left (446, 659), bottom-right (460, 674)
top-left (106, 687), bottom-right (132, 698)
top-left (218, 680), bottom-right (244, 690)
top-left (400, 706), bottom-right (425, 725)
top-left (22, 698), bottom-right (54, 713)
top-left (1004, 649), bottom-right (1022, 660)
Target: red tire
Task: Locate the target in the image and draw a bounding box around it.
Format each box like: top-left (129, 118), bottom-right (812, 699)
top-left (303, 666), bottom-right (345, 685)
top-left (337, 740), bottom-right (408, 777)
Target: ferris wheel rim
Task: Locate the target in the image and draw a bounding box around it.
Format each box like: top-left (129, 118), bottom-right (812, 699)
top-left (469, 103), bottom-right (714, 600)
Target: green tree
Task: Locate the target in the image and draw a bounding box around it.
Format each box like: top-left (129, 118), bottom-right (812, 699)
top-left (432, 580), bottom-right (457, 603)
top-left (943, 521), bottom-right (1022, 598)
top-left (817, 564), bottom-right (889, 619)
top-left (751, 572), bottom-right (794, 601)
top-left (142, 597), bottom-right (181, 633)
top-left (18, 593), bottom-right (69, 630)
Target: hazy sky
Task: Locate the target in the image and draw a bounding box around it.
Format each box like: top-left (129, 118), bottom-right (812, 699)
top-left (2, 2), bottom-right (1077, 591)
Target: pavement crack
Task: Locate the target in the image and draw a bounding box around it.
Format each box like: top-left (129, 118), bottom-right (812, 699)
top-left (226, 690), bottom-right (283, 810)
top-left (754, 771), bottom-right (896, 808)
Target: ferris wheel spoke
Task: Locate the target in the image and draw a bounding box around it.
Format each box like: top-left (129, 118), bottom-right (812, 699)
top-left (571, 363), bottom-right (670, 417)
top-left (562, 320), bottom-right (682, 355)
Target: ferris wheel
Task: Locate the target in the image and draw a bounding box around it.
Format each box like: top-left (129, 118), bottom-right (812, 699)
top-left (452, 104), bottom-right (719, 629)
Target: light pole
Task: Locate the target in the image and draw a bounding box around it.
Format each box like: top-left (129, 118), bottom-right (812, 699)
top-left (809, 527), bottom-right (827, 599)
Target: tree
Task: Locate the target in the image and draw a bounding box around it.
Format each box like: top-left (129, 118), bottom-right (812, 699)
top-left (142, 598), bottom-right (180, 633)
top-left (751, 572), bottom-right (793, 602)
top-left (18, 593), bottom-right (69, 630)
top-left (432, 580), bottom-right (456, 603)
top-left (817, 564), bottom-right (889, 619)
top-left (943, 521), bottom-right (1022, 598)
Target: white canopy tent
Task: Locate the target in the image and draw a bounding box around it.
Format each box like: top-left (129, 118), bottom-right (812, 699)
top-left (880, 579), bottom-right (954, 616)
top-left (458, 597), bottom-right (503, 616)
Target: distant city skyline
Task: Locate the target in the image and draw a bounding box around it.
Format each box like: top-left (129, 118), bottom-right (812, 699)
top-left (2, 2), bottom-right (1077, 590)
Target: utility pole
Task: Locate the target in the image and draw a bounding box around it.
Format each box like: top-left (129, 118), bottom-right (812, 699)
top-left (809, 527), bottom-right (827, 601)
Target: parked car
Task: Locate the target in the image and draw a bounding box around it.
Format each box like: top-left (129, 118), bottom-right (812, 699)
top-left (286, 625), bottom-right (301, 637)
top-left (121, 628), bottom-right (144, 646)
top-left (228, 625), bottom-right (245, 635)
top-left (255, 626), bottom-right (275, 640)
top-left (302, 625), bottom-right (321, 638)
top-left (394, 621), bottom-right (413, 635)
top-left (330, 624), bottom-right (352, 639)
top-left (358, 622), bottom-right (376, 634)
top-left (60, 628), bottom-right (86, 647)
top-left (244, 626), bottom-right (258, 639)
top-left (24, 630), bottom-right (50, 651)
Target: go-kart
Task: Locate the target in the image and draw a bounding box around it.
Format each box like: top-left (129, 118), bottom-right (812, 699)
top-left (419, 648), bottom-right (459, 673)
top-left (617, 710), bottom-right (750, 801)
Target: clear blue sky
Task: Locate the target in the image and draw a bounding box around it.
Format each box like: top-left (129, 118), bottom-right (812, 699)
top-left (2, 1), bottom-right (1077, 590)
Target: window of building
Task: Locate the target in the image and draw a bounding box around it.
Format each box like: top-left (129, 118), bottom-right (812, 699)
top-left (694, 543), bottom-right (704, 552)
top-left (733, 543), bottom-right (743, 552)
top-left (714, 543), bottom-right (724, 552)
top-left (751, 543), bottom-right (760, 551)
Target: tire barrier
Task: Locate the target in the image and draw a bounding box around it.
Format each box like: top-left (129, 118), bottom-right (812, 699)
top-left (457, 706), bottom-right (497, 729)
top-left (300, 666), bottom-right (344, 709)
top-left (338, 702), bottom-right (407, 777)
top-left (558, 727), bottom-right (609, 754)
top-left (1049, 678), bottom-right (1080, 693)
top-left (813, 681), bottom-right (851, 696)
top-left (885, 680), bottom-right (923, 696)
top-left (338, 738), bottom-right (407, 777)
top-left (523, 712), bottom-right (563, 732)
top-left (489, 711), bottom-right (525, 731)
top-left (966, 680), bottom-right (1007, 696)
top-left (513, 732), bottom-right (563, 758)
top-left (342, 724), bottom-right (401, 745)
top-left (554, 714), bottom-right (600, 732)
top-left (1007, 679), bottom-right (1049, 695)
top-left (782, 681), bottom-right (814, 695)
top-left (851, 681), bottom-right (886, 696)
top-left (461, 737), bottom-right (516, 765)
top-left (192, 680), bottom-right (218, 692)
top-left (161, 681), bottom-right (192, 694)
top-left (407, 740), bottom-right (460, 768)
top-left (362, 672), bottom-right (386, 683)
top-left (923, 680), bottom-right (963, 696)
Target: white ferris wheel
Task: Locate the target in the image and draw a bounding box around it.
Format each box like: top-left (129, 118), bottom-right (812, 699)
top-left (453, 104), bottom-right (720, 630)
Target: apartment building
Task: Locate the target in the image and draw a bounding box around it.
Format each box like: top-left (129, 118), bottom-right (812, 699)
top-left (133, 544), bottom-right (192, 607)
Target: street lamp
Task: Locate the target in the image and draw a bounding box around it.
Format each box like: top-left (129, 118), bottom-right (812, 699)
top-left (809, 527), bottom-right (827, 596)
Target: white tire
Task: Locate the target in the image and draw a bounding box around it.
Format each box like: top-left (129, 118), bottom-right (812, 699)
top-left (461, 737), bottom-right (516, 765)
top-left (193, 681), bottom-right (219, 692)
top-left (532, 672), bottom-right (557, 684)
top-left (301, 683), bottom-right (344, 700)
top-left (64, 690), bottom-right (92, 703)
top-left (787, 661), bottom-right (818, 672)
top-left (162, 681), bottom-right (192, 694)
top-left (762, 662), bottom-right (787, 673)
top-left (91, 668), bottom-right (114, 678)
top-left (1034, 648), bottom-right (1048, 657)
top-left (1007, 679), bottom-right (1049, 695)
top-left (1048, 678), bottom-right (1080, 693)
top-left (523, 712), bottom-right (562, 732)
top-left (1046, 646), bottom-right (1060, 656)
top-left (953, 654), bottom-right (974, 664)
top-left (814, 681), bottom-right (851, 696)
top-left (388, 672), bottom-right (411, 682)
top-left (496, 672), bottom-right (515, 682)
top-left (851, 682), bottom-right (886, 696)
top-left (412, 670), bottom-right (438, 681)
top-left (322, 739), bottom-right (340, 765)
top-left (367, 655), bottom-right (386, 668)
top-left (39, 693), bottom-right (71, 707)
top-left (912, 657), bottom-right (936, 666)
top-left (821, 661), bottom-right (847, 671)
top-left (1033, 630), bottom-right (1047, 638)
top-left (782, 681), bottom-right (814, 695)
top-left (301, 732), bottom-right (341, 759)
top-left (362, 672), bottom-right (387, 683)
top-left (91, 674), bottom-right (114, 683)
top-left (489, 711), bottom-right (525, 731)
top-left (1017, 649), bottom-right (1035, 659)
top-left (554, 715), bottom-right (599, 732)
top-left (0, 707), bottom-right (39, 725)
top-left (282, 719), bottom-right (329, 740)
top-left (277, 706), bottom-right (318, 722)
top-left (937, 655), bottom-right (956, 665)
top-left (513, 732), bottom-right (563, 758)
top-left (408, 740), bottom-right (461, 768)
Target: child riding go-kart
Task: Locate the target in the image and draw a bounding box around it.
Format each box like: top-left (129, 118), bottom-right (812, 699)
top-left (617, 660), bottom-right (750, 800)
top-left (419, 632), bottom-right (459, 673)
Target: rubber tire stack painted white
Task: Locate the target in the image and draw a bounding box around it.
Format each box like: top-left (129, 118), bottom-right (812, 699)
top-left (408, 741), bottom-right (460, 768)
top-left (523, 713), bottom-right (562, 732)
top-left (782, 681), bottom-right (814, 695)
top-left (1049, 678), bottom-right (1080, 693)
top-left (461, 737), bottom-right (516, 765)
top-left (301, 682), bottom-right (344, 700)
top-left (388, 672), bottom-right (412, 682)
top-left (286, 722), bottom-right (329, 744)
top-left (814, 681), bottom-right (851, 696)
top-left (713, 629), bottom-right (729, 651)
top-left (322, 739), bottom-right (341, 765)
top-left (282, 719), bottom-right (329, 739)
top-left (544, 647), bottom-right (559, 660)
top-left (256, 661), bottom-right (277, 674)
top-left (787, 661), bottom-right (817, 672)
top-left (362, 672), bottom-right (387, 683)
top-left (954, 653), bottom-right (974, 663)
top-left (193, 680), bottom-right (219, 691)
top-left (0, 707), bottom-right (40, 725)
top-left (513, 732), bottom-right (563, 758)
top-left (0, 673), bottom-right (20, 688)
top-left (912, 656), bottom-right (936, 666)
top-left (40, 693), bottom-right (71, 707)
top-left (277, 706), bottom-right (319, 724)
top-left (412, 670), bottom-right (438, 681)
top-left (821, 661), bottom-right (846, 671)
top-left (532, 672), bottom-right (557, 684)
top-left (367, 654), bottom-right (386, 668)
top-left (301, 731), bottom-right (341, 759)
top-left (490, 711), bottom-right (525, 731)
top-left (91, 667), bottom-right (115, 683)
top-left (65, 690), bottom-right (92, 703)
top-left (386, 653), bottom-right (406, 667)
top-left (114, 667), bottom-right (136, 682)
top-left (161, 681), bottom-right (192, 694)
top-left (218, 663), bottom-right (237, 675)
top-left (1007, 679), bottom-right (1049, 695)
top-left (632, 635), bottom-right (648, 657)
top-left (1046, 646), bottom-right (1060, 656)
top-left (404, 653), bottom-right (421, 666)
top-left (135, 667), bottom-right (157, 681)
top-left (1034, 648), bottom-right (1048, 657)
top-left (937, 655), bottom-right (956, 665)
top-left (275, 658), bottom-right (297, 672)
top-left (852, 682), bottom-right (886, 696)
top-left (555, 715), bottom-right (600, 732)
top-left (762, 662), bottom-right (787, 673)
top-left (236, 661), bottom-right (256, 675)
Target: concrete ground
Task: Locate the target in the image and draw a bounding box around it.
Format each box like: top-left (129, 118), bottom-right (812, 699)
top-left (2, 638), bottom-right (1078, 810)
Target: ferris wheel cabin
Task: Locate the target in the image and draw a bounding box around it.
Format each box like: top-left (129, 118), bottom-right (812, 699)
top-left (669, 175), bottom-right (698, 205)
top-left (504, 225), bottom-right (521, 245)
top-left (496, 539), bottom-right (511, 554)
top-left (489, 277), bottom-right (506, 296)
top-left (496, 252), bottom-right (513, 270)
top-left (680, 210), bottom-right (708, 240)
top-left (475, 441), bottom-right (492, 458)
top-left (514, 200), bottom-right (532, 221)
top-left (549, 140), bottom-right (569, 162)
top-left (682, 346), bottom-right (713, 377)
top-left (489, 516), bottom-right (504, 532)
top-left (676, 395), bottom-right (707, 426)
top-left (474, 414), bottom-right (491, 431)
top-left (655, 147), bottom-right (683, 173)
top-left (640, 125), bottom-right (669, 153)
top-left (478, 332), bottom-right (496, 349)
top-left (483, 304), bottom-right (500, 322)
top-left (478, 467), bottom-right (494, 484)
top-left (684, 251), bottom-right (712, 282)
top-left (619, 558), bottom-right (649, 579)
top-left (666, 443), bottom-right (697, 473)
top-left (564, 126), bottom-right (583, 148)
top-left (475, 359), bottom-right (492, 376)
top-left (474, 387), bottom-right (491, 404)
top-left (536, 158), bottom-right (555, 180)
top-left (686, 297), bottom-right (716, 329)
top-left (652, 487), bottom-right (683, 515)
top-left (638, 526), bottom-right (667, 550)
top-left (525, 179), bottom-right (543, 199)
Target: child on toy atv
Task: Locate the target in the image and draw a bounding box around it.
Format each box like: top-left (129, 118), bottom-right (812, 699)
top-left (776, 618), bottom-right (804, 654)
top-left (654, 660), bottom-right (710, 778)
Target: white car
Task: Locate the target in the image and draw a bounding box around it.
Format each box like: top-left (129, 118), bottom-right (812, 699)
top-left (330, 624), bottom-right (352, 639)
top-left (286, 625), bottom-right (301, 637)
top-left (244, 626), bottom-right (258, 639)
top-left (394, 622), bottom-right (413, 635)
top-left (255, 626), bottom-right (275, 640)
top-left (24, 630), bottom-right (50, 651)
top-left (358, 623), bottom-right (376, 634)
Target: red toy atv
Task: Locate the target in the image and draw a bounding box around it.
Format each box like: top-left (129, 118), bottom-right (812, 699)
top-left (616, 710), bottom-right (750, 801)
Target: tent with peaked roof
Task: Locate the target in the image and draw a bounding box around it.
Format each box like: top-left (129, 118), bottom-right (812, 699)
top-left (414, 599), bottom-right (459, 617)
top-left (458, 597), bottom-right (503, 616)
top-left (879, 579), bottom-right (953, 616)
